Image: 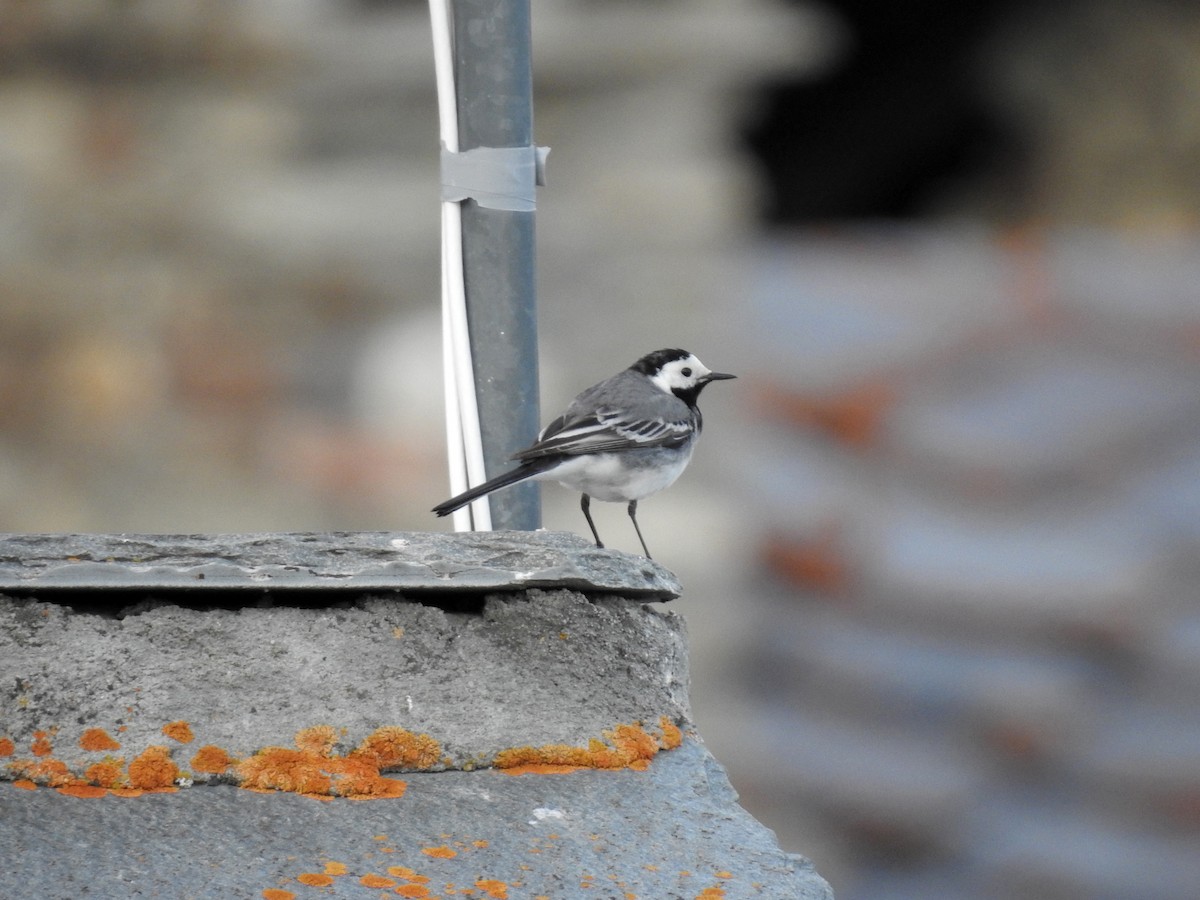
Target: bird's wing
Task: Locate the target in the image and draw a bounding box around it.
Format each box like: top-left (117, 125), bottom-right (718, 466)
top-left (514, 404), bottom-right (694, 460)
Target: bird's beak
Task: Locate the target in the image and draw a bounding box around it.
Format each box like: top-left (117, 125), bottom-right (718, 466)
top-left (704, 371), bottom-right (737, 382)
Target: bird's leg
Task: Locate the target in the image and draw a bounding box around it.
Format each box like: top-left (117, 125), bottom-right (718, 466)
top-left (580, 493), bottom-right (604, 548)
top-left (627, 500), bottom-right (652, 559)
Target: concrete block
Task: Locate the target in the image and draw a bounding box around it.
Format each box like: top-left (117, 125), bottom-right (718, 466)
top-left (0, 531), bottom-right (832, 897)
top-left (0, 588), bottom-right (688, 780)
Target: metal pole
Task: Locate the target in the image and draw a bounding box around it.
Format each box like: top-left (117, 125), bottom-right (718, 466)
top-left (453, 0), bottom-right (541, 531)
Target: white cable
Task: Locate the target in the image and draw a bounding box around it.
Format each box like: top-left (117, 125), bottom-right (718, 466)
top-left (429, 0), bottom-right (492, 531)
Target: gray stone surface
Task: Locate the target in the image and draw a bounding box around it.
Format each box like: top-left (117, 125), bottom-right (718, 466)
top-left (0, 737), bottom-right (832, 900)
top-left (0, 530), bottom-right (831, 898)
top-left (0, 589), bottom-right (689, 777)
top-left (0, 531), bottom-right (682, 600)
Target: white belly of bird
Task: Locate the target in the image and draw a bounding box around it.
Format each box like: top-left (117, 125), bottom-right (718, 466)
top-left (536, 447), bottom-right (694, 502)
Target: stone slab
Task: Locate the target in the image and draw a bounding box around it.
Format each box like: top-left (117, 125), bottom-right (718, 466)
top-left (0, 737), bottom-right (834, 900)
top-left (0, 531), bottom-right (683, 601)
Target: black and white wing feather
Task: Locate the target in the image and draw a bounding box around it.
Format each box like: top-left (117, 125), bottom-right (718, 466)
top-left (515, 406), bottom-right (694, 460)
top-left (512, 370), bottom-right (698, 461)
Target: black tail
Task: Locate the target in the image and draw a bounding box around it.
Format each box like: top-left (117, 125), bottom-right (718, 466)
top-left (432, 461), bottom-right (546, 517)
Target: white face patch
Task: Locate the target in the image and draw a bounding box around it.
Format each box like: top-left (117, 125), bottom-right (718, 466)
top-left (649, 354), bottom-right (711, 395)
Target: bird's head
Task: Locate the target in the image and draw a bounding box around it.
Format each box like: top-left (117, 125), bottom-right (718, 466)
top-left (632, 348), bottom-right (736, 405)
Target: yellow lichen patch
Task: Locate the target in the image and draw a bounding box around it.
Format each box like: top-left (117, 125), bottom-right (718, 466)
top-left (11, 758), bottom-right (76, 788)
top-left (394, 885), bottom-right (431, 898)
top-left (695, 886), bottom-right (726, 898)
top-left (262, 890), bottom-right (296, 900)
top-left (127, 745), bottom-right (179, 790)
top-left (161, 721), bottom-right (194, 744)
top-left (235, 738), bottom-right (408, 800)
top-left (80, 728), bottom-right (122, 752)
top-left (191, 744), bottom-right (234, 775)
top-left (658, 716), bottom-right (684, 750)
top-left (337, 757), bottom-right (408, 800)
top-left (322, 861), bottom-right (348, 876)
top-left (421, 845), bottom-right (458, 859)
top-left (85, 759), bottom-right (126, 788)
top-left (492, 743), bottom-right (594, 771)
top-left (387, 866), bottom-right (431, 883)
top-left (352, 726), bottom-right (441, 770)
top-left (476, 878), bottom-right (509, 898)
top-left (0, 737), bottom-right (14, 757)
top-left (359, 874), bottom-right (397, 888)
top-left (294, 725), bottom-right (338, 757)
top-left (237, 748), bottom-right (335, 796)
top-left (494, 720), bottom-right (683, 774)
top-left (57, 783), bottom-right (108, 798)
top-left (496, 762), bottom-right (588, 776)
top-left (31, 731), bottom-right (53, 757)
top-left (296, 873), bottom-right (334, 887)
top-left (610, 723), bottom-right (659, 762)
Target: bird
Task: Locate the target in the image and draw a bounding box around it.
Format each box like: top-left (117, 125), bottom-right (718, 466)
top-left (432, 348), bottom-right (735, 558)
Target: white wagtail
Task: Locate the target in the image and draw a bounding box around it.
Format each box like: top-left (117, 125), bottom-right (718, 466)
top-left (433, 348), bottom-right (735, 558)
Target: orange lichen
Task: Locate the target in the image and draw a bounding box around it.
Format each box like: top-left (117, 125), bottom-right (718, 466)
top-left (13, 779), bottom-right (36, 790)
top-left (360, 874), bottom-right (397, 888)
top-left (12, 758), bottom-right (75, 788)
top-left (695, 887), bottom-right (726, 899)
top-left (495, 721), bottom-right (682, 774)
top-left (161, 721), bottom-right (194, 744)
top-left (421, 845), bottom-right (457, 859)
top-left (296, 873), bottom-right (334, 887)
top-left (352, 727), bottom-right (441, 770)
top-left (0, 737), bottom-right (16, 757)
top-left (191, 744), bottom-right (234, 775)
top-left (127, 745), bottom-right (179, 789)
top-left (85, 760), bottom-right (126, 788)
top-left (387, 866), bottom-right (430, 884)
top-left (57, 783), bottom-right (108, 798)
top-left (80, 728), bottom-right (122, 752)
top-left (31, 731), bottom-right (53, 757)
top-left (236, 742), bottom-right (408, 800)
top-left (658, 716), bottom-right (683, 750)
top-left (394, 886), bottom-right (431, 899)
top-left (294, 725), bottom-right (339, 757)
top-left (323, 861), bottom-right (349, 876)
top-left (476, 879), bottom-right (509, 898)
top-left (714, 871), bottom-right (733, 879)
top-left (262, 890), bottom-right (296, 900)
top-left (237, 748), bottom-right (334, 795)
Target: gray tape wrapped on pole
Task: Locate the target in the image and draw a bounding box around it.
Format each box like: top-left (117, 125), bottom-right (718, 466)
top-left (453, 0), bottom-right (542, 532)
top-left (441, 145), bottom-right (549, 212)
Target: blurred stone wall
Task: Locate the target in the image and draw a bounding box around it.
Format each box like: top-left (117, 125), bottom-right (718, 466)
top-left (4, 2), bottom-right (1200, 900)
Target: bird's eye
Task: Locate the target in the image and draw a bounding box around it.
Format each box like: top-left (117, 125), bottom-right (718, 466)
top-left (680, 367), bottom-right (692, 377)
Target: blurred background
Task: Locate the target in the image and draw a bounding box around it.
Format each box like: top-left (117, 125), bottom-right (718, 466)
top-left (2, 0), bottom-right (1200, 897)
